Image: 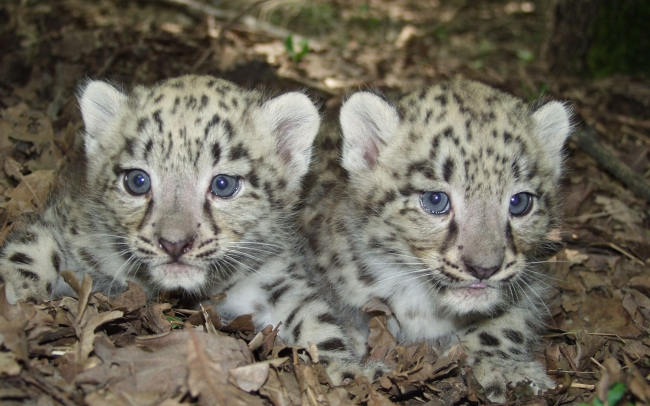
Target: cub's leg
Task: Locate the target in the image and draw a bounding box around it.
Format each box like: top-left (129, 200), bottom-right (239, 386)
top-left (0, 214), bottom-right (64, 303)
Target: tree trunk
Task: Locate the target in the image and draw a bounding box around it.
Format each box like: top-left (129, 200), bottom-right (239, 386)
top-left (545, 0), bottom-right (650, 77)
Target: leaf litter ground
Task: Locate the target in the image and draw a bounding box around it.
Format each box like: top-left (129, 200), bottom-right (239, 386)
top-left (0, 0), bottom-right (649, 405)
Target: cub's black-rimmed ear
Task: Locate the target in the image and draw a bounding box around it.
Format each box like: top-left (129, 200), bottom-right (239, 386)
top-left (340, 92), bottom-right (400, 173)
top-left (532, 101), bottom-right (572, 177)
top-left (79, 80), bottom-right (128, 158)
top-left (262, 92), bottom-right (320, 189)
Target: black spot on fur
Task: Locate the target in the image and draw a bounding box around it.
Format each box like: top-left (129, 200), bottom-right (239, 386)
top-left (18, 269), bottom-right (39, 281)
top-left (223, 120), bottom-right (234, 140)
top-left (200, 95), bottom-right (209, 110)
top-left (203, 200), bottom-right (221, 235)
top-left (211, 142), bottom-right (221, 166)
top-left (424, 109), bottom-right (432, 123)
top-left (479, 332), bottom-right (500, 346)
top-left (438, 219), bottom-right (458, 254)
top-left (248, 170), bottom-right (259, 188)
top-left (286, 306), bottom-right (300, 326)
top-left (229, 143), bottom-right (248, 161)
top-left (317, 313), bottom-right (338, 325)
top-left (261, 278), bottom-right (285, 290)
top-left (358, 266), bottom-right (377, 285)
top-left (9, 252), bottom-right (33, 265)
top-left (144, 139), bottom-right (154, 160)
top-left (152, 110), bottom-right (164, 133)
top-left (51, 252), bottom-right (61, 273)
top-left (503, 329), bottom-right (524, 344)
top-left (505, 222), bottom-right (515, 253)
top-left (270, 285), bottom-right (290, 303)
top-left (137, 117), bottom-right (150, 133)
top-left (317, 338), bottom-right (346, 352)
top-left (292, 321), bottom-right (302, 341)
top-left (442, 158), bottom-right (454, 182)
top-left (204, 114), bottom-right (221, 138)
top-left (495, 350), bottom-right (509, 359)
top-left (124, 137), bottom-right (135, 157)
top-left (511, 161), bottom-right (520, 180)
top-left (137, 199), bottom-right (155, 232)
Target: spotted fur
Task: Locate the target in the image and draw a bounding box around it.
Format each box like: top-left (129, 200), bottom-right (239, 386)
top-left (0, 75), bottom-right (371, 382)
top-left (302, 81), bottom-right (571, 401)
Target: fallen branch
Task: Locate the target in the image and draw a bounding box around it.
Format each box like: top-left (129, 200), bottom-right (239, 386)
top-left (158, 0), bottom-right (308, 42)
top-left (572, 126), bottom-right (650, 203)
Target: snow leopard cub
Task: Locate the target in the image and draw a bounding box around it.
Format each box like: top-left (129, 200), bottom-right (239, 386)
top-left (302, 81), bottom-right (571, 401)
top-left (0, 75), bottom-right (366, 380)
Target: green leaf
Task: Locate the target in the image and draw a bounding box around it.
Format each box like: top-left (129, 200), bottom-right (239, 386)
top-left (606, 382), bottom-right (627, 405)
top-left (516, 49), bottom-right (535, 62)
top-left (284, 35), bottom-right (310, 63)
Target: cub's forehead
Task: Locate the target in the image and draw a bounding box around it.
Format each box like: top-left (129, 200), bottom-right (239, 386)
top-left (127, 76), bottom-right (262, 124)
top-left (393, 81), bottom-right (539, 156)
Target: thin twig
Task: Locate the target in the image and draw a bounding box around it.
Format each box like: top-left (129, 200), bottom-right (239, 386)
top-left (572, 126), bottom-right (650, 203)
top-left (601, 242), bottom-right (645, 266)
top-left (158, 0), bottom-right (308, 42)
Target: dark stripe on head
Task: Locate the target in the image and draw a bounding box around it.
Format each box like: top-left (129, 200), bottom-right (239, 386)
top-left (211, 142), bottom-right (221, 166)
top-left (438, 219), bottom-right (458, 254)
top-left (152, 110), bottom-right (164, 133)
top-left (204, 114), bottom-right (221, 138)
top-left (203, 200), bottom-right (221, 235)
top-left (137, 199), bottom-right (155, 232)
top-left (505, 222), bottom-right (515, 253)
top-left (442, 158), bottom-right (454, 182)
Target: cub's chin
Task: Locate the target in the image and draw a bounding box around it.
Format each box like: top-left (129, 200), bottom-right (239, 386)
top-left (437, 283), bottom-right (505, 317)
top-left (149, 263), bottom-right (207, 292)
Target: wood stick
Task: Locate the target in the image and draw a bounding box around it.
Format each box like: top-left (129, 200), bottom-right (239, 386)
top-left (573, 126), bottom-right (650, 202)
top-left (158, 0), bottom-right (308, 42)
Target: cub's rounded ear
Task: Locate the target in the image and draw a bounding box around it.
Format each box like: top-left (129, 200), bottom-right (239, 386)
top-left (78, 80), bottom-right (128, 158)
top-left (532, 101), bottom-right (572, 176)
top-left (262, 92), bottom-right (320, 188)
top-left (340, 92), bottom-right (400, 173)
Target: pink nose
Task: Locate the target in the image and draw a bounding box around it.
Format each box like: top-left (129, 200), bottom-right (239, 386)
top-left (158, 236), bottom-right (195, 259)
top-left (462, 257), bottom-right (501, 280)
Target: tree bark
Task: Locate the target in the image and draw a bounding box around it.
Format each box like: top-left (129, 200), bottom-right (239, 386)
top-left (545, 0), bottom-right (650, 77)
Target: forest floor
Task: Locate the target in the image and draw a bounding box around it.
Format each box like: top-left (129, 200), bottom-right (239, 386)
top-left (0, 0), bottom-right (649, 405)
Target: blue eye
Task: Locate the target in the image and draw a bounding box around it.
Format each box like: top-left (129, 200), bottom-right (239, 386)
top-left (211, 175), bottom-right (239, 197)
top-left (420, 191), bottom-right (450, 214)
top-left (124, 170), bottom-right (151, 195)
top-left (510, 193), bottom-right (533, 215)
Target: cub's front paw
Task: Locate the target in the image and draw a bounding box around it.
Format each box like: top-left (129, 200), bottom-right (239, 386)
top-left (0, 264), bottom-right (54, 304)
top-left (470, 358), bottom-right (554, 402)
top-left (322, 357), bottom-right (387, 386)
